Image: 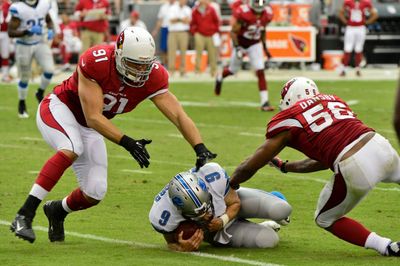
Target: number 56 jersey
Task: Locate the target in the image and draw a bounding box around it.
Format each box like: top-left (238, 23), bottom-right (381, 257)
top-left (267, 94), bottom-right (373, 168)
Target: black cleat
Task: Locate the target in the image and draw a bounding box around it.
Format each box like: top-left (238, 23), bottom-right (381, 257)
top-left (260, 101), bottom-right (275, 112)
top-left (387, 242), bottom-right (400, 256)
top-left (18, 100), bottom-right (29, 118)
top-left (214, 75), bottom-right (223, 96)
top-left (43, 200), bottom-right (66, 242)
top-left (10, 214), bottom-right (35, 243)
top-left (35, 89), bottom-right (44, 103)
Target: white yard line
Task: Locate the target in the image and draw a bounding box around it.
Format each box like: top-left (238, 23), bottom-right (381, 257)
top-left (0, 220), bottom-right (281, 266)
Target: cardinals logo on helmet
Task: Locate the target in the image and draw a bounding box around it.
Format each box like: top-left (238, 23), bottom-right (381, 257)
top-left (117, 31), bottom-right (125, 50)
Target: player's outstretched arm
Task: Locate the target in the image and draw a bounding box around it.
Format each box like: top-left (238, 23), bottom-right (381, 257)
top-left (78, 67), bottom-right (151, 168)
top-left (151, 92), bottom-right (216, 169)
top-left (270, 157), bottom-right (328, 173)
top-left (230, 131), bottom-right (289, 189)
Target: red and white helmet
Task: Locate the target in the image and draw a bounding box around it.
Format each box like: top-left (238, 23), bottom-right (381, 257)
top-left (115, 27), bottom-right (156, 87)
top-left (249, 0), bottom-right (266, 13)
top-left (279, 77), bottom-right (319, 110)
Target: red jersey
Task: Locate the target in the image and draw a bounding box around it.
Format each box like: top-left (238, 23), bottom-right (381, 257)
top-left (267, 94), bottom-right (373, 168)
top-left (230, 0), bottom-right (243, 12)
top-left (233, 4), bottom-right (273, 48)
top-left (75, 0), bottom-right (110, 32)
top-left (53, 44), bottom-right (169, 127)
top-left (1, 0), bottom-right (11, 32)
top-left (190, 4), bottom-right (220, 36)
top-left (343, 0), bottom-right (373, 27)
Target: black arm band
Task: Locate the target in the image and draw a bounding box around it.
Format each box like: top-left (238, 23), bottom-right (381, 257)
top-left (281, 161), bottom-right (288, 173)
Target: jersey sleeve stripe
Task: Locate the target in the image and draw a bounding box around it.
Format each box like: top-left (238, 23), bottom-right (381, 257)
top-left (269, 118), bottom-right (303, 132)
top-left (146, 88), bottom-right (168, 99)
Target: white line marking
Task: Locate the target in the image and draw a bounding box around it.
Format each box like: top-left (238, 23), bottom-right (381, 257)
top-left (346, 100), bottom-right (359, 106)
top-left (0, 220), bottom-right (281, 266)
top-left (239, 132), bottom-right (265, 137)
top-left (121, 169), bottom-right (153, 174)
top-left (180, 101), bottom-right (260, 108)
top-left (167, 133), bottom-right (184, 139)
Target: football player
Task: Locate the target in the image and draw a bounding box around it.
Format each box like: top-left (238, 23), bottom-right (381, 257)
top-left (214, 0), bottom-right (274, 111)
top-left (338, 0), bottom-right (378, 77)
top-left (229, 77), bottom-right (400, 256)
top-left (8, 0), bottom-right (55, 118)
top-left (0, 0), bottom-right (12, 82)
top-left (149, 162), bottom-right (292, 251)
top-left (10, 27), bottom-right (216, 244)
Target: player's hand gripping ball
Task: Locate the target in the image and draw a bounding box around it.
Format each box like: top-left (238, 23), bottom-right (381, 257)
top-left (175, 220), bottom-right (201, 241)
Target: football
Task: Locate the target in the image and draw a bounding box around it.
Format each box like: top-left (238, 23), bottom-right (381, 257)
top-left (175, 220), bottom-right (201, 241)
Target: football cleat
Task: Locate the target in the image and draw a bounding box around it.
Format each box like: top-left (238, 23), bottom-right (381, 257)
top-left (10, 214), bottom-right (36, 243)
top-left (260, 101), bottom-right (275, 112)
top-left (339, 70), bottom-right (346, 77)
top-left (214, 75), bottom-right (223, 96)
top-left (260, 220), bottom-right (281, 232)
top-left (278, 216), bottom-right (290, 226)
top-left (18, 100), bottom-right (29, 118)
top-left (356, 70), bottom-right (361, 77)
top-left (35, 89), bottom-right (44, 103)
top-left (43, 200), bottom-right (67, 242)
top-left (387, 241), bottom-right (400, 256)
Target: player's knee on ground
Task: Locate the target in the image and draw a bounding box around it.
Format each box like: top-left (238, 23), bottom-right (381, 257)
top-left (227, 220), bottom-right (279, 248)
top-left (314, 213), bottom-right (334, 229)
top-left (267, 199), bottom-right (292, 222)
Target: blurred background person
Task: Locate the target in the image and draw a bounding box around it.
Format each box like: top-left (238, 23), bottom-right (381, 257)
top-left (8, 0), bottom-right (55, 118)
top-left (74, 0), bottom-right (110, 54)
top-left (338, 0), bottom-right (378, 77)
top-left (58, 12), bottom-right (82, 71)
top-left (190, 0), bottom-right (220, 77)
top-left (151, 0), bottom-right (176, 66)
top-left (0, 0), bottom-right (12, 82)
top-left (168, 0), bottom-right (191, 77)
top-left (119, 10), bottom-right (147, 32)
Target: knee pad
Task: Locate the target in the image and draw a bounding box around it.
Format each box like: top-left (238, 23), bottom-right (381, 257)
top-left (83, 181), bottom-right (107, 201)
top-left (255, 227), bottom-right (279, 248)
top-left (43, 72), bottom-right (53, 79)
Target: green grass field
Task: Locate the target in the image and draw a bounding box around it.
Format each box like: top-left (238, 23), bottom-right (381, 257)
top-left (1, 78), bottom-right (399, 266)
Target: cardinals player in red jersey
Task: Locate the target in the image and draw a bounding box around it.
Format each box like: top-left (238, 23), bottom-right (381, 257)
top-left (215, 0), bottom-right (274, 111)
top-left (0, 0), bottom-right (12, 82)
top-left (229, 77), bottom-right (400, 256)
top-left (338, 0), bottom-right (378, 77)
top-left (10, 26), bottom-right (216, 244)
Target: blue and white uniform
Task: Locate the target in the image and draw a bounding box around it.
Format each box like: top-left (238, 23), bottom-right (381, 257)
top-left (149, 162), bottom-right (292, 248)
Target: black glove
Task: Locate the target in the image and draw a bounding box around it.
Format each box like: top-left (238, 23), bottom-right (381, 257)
top-left (194, 143), bottom-right (217, 171)
top-left (119, 135), bottom-right (152, 168)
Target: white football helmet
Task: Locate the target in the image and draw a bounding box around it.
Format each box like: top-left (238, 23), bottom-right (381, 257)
top-left (168, 172), bottom-right (212, 219)
top-left (115, 27), bottom-right (156, 87)
top-left (249, 0), bottom-right (266, 13)
top-left (279, 77), bottom-right (319, 111)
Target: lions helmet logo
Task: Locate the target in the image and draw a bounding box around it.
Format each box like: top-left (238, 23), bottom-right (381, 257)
top-left (117, 31), bottom-right (125, 50)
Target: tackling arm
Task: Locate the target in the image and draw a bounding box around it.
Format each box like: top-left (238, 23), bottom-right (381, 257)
top-left (151, 91), bottom-right (203, 147)
top-left (77, 67), bottom-right (124, 144)
top-left (230, 131), bottom-right (289, 189)
top-left (284, 158), bottom-right (328, 173)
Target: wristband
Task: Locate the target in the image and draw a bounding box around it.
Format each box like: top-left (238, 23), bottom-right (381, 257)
top-left (281, 160), bottom-right (288, 173)
top-left (219, 214), bottom-right (229, 227)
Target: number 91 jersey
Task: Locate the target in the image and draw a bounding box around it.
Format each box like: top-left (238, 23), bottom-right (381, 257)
top-left (53, 44), bottom-right (169, 127)
top-left (267, 94), bottom-right (373, 168)
top-left (9, 0), bottom-right (51, 44)
top-left (233, 4), bottom-right (273, 48)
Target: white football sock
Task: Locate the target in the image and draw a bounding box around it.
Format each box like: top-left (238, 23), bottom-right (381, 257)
top-left (365, 232), bottom-right (392, 255)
